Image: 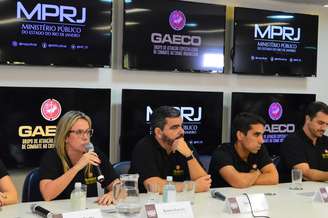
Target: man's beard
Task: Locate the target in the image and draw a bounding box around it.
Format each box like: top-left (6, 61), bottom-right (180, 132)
top-left (161, 133), bottom-right (184, 146)
top-left (315, 129), bottom-right (325, 137)
top-left (309, 126), bottom-right (325, 138)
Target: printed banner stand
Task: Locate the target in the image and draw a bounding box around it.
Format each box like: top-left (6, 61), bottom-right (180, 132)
top-left (224, 193), bottom-right (268, 214)
top-left (53, 208), bottom-right (103, 218)
top-left (313, 187), bottom-right (328, 203)
top-left (145, 201), bottom-right (194, 218)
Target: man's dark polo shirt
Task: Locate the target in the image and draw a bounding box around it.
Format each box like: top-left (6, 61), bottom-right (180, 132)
top-left (279, 130), bottom-right (328, 182)
top-left (208, 143), bottom-right (272, 188)
top-left (129, 135), bottom-right (201, 193)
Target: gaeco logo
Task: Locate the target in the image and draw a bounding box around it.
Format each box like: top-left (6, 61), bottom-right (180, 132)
top-left (169, 10), bottom-right (186, 31)
top-left (146, 106), bottom-right (202, 122)
top-left (254, 24), bottom-right (301, 41)
top-left (268, 102), bottom-right (283, 121)
top-left (41, 99), bottom-right (62, 121)
top-left (265, 124), bottom-right (295, 133)
top-left (151, 33), bottom-right (201, 46)
top-left (16, 1), bottom-right (86, 24)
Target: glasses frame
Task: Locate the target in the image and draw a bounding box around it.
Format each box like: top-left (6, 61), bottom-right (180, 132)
top-left (69, 128), bottom-right (94, 137)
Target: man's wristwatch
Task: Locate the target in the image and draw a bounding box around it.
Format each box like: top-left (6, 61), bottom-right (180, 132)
top-left (186, 151), bottom-right (194, 161)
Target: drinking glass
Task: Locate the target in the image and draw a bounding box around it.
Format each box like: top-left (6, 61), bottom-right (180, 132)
top-left (146, 183), bottom-right (160, 203)
top-left (290, 169), bottom-right (303, 190)
top-left (182, 181), bottom-right (195, 204)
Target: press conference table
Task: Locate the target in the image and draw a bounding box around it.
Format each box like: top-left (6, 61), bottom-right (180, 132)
top-left (1, 181), bottom-right (328, 218)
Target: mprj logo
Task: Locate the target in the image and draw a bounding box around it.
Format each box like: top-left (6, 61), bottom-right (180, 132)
top-left (17, 1), bottom-right (86, 24)
top-left (169, 10), bottom-right (186, 31)
top-left (41, 98), bottom-right (62, 121)
top-left (254, 24), bottom-right (301, 41)
top-left (146, 106), bottom-right (202, 122)
top-left (268, 102), bottom-right (283, 121)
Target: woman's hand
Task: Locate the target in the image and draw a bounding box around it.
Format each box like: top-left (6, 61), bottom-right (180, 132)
top-left (75, 151), bottom-right (101, 171)
top-left (0, 192), bottom-right (6, 207)
top-left (96, 192), bottom-right (114, 205)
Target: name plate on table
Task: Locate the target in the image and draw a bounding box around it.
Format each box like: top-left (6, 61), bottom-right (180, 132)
top-left (145, 201), bottom-right (194, 218)
top-left (54, 208), bottom-right (103, 218)
top-left (225, 193), bottom-right (268, 214)
top-left (313, 187), bottom-right (328, 203)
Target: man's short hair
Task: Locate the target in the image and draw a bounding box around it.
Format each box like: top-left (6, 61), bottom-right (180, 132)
top-left (305, 101), bottom-right (328, 119)
top-left (231, 112), bottom-right (266, 143)
top-left (150, 106), bottom-right (180, 134)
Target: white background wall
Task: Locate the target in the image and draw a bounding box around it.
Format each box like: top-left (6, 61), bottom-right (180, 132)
top-left (2, 0), bottom-right (327, 198)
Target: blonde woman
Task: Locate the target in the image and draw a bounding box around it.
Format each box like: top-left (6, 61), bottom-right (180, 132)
top-left (39, 111), bottom-right (118, 205)
top-left (0, 159), bottom-right (18, 206)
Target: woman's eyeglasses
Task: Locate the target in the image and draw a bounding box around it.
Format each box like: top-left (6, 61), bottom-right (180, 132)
top-left (69, 128), bottom-right (94, 137)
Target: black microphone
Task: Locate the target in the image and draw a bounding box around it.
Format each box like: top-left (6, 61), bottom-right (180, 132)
top-left (85, 142), bottom-right (105, 183)
top-left (30, 204), bottom-right (53, 218)
top-left (210, 190), bottom-right (226, 201)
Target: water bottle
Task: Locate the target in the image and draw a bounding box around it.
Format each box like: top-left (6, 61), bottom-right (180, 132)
top-left (163, 176), bottom-right (176, 203)
top-left (70, 182), bottom-right (86, 211)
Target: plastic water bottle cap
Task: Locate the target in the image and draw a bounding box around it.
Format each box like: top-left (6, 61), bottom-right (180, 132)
top-left (75, 182), bottom-right (82, 189)
top-left (166, 176), bottom-right (173, 182)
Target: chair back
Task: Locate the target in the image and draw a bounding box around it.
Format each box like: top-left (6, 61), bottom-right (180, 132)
top-left (22, 167), bottom-right (43, 202)
top-left (113, 161), bottom-right (131, 175)
top-left (199, 155), bottom-right (212, 172)
top-left (272, 156), bottom-right (280, 167)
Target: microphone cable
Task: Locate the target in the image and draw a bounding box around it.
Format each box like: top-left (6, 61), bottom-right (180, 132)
top-left (243, 193), bottom-right (270, 218)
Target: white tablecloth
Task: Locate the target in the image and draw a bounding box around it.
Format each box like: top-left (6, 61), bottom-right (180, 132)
top-left (1, 181), bottom-right (327, 218)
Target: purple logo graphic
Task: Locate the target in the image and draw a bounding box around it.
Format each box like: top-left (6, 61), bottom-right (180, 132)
top-left (169, 10), bottom-right (186, 31)
top-left (11, 41), bottom-right (18, 47)
top-left (268, 102), bottom-right (283, 121)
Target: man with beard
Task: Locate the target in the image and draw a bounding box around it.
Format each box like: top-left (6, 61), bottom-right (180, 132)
top-left (279, 101), bottom-right (328, 182)
top-left (208, 112), bottom-right (278, 188)
top-left (129, 106), bottom-right (211, 193)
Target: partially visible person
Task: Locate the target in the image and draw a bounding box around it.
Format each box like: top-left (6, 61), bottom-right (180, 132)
top-left (129, 106), bottom-right (211, 193)
top-left (0, 159), bottom-right (18, 206)
top-left (39, 111), bottom-right (119, 205)
top-left (209, 112), bottom-right (278, 188)
top-left (279, 101), bottom-right (328, 182)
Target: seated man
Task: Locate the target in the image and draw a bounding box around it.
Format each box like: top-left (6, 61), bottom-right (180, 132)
top-left (0, 159), bottom-right (18, 206)
top-left (129, 106), bottom-right (211, 193)
top-left (209, 112), bottom-right (278, 188)
top-left (279, 101), bottom-right (328, 182)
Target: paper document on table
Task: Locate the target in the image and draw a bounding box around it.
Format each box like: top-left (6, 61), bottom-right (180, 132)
top-left (100, 205), bottom-right (116, 213)
top-left (297, 192), bottom-right (315, 197)
top-left (225, 193), bottom-right (268, 214)
top-left (313, 187), bottom-right (328, 203)
top-left (60, 208), bottom-right (103, 218)
top-left (145, 201), bottom-right (194, 218)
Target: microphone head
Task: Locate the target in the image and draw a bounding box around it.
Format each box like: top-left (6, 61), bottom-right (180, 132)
top-left (85, 142), bottom-right (94, 152)
top-left (30, 203), bottom-right (37, 212)
top-left (210, 189), bottom-right (216, 197)
top-left (210, 189), bottom-right (226, 201)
